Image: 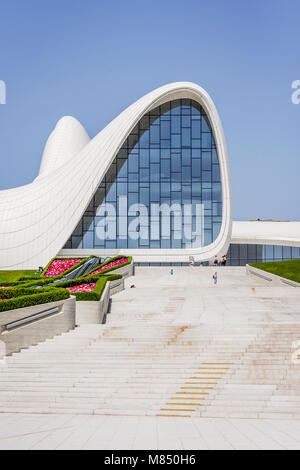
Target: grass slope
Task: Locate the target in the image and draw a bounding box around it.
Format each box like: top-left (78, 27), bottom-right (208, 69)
top-left (0, 270), bottom-right (37, 283)
top-left (251, 259), bottom-right (300, 284)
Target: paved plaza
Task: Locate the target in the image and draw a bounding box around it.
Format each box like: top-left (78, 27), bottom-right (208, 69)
top-left (0, 267), bottom-right (300, 450)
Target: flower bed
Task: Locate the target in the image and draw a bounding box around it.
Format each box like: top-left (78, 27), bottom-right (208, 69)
top-left (55, 274), bottom-right (122, 301)
top-left (67, 283), bottom-right (96, 293)
top-left (44, 258), bottom-right (83, 277)
top-left (87, 257), bottom-right (129, 276)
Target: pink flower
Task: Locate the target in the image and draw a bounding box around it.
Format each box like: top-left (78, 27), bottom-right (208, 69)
top-left (67, 283), bottom-right (96, 293)
top-left (44, 259), bottom-right (83, 277)
top-left (88, 258), bottom-right (128, 276)
top-left (0, 286), bottom-right (10, 289)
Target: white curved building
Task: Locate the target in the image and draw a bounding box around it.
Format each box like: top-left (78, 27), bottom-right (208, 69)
top-left (0, 82), bottom-right (299, 269)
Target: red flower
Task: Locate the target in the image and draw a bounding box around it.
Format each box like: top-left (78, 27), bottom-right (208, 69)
top-left (88, 258), bottom-right (128, 276)
top-left (44, 259), bottom-right (83, 277)
top-left (67, 283), bottom-right (96, 293)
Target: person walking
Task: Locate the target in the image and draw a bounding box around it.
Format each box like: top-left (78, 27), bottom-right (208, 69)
top-left (213, 272), bottom-right (218, 285)
top-left (214, 255), bottom-right (218, 267)
top-left (223, 255), bottom-right (227, 267)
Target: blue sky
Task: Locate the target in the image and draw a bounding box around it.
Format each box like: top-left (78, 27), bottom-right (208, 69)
top-left (0, 0), bottom-right (299, 220)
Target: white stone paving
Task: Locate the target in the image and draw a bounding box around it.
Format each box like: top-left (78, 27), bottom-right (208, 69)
top-left (0, 414), bottom-right (299, 450)
top-left (0, 266), bottom-right (300, 449)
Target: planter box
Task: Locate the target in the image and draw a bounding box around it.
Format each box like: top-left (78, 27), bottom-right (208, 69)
top-left (0, 296), bottom-right (76, 357)
top-left (75, 282), bottom-right (110, 325)
top-left (246, 264), bottom-right (300, 287)
top-left (109, 277), bottom-right (125, 295)
top-left (75, 278), bottom-right (125, 325)
top-left (113, 262), bottom-right (134, 279)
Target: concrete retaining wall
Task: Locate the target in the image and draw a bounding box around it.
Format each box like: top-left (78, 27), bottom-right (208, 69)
top-left (0, 296), bottom-right (76, 357)
top-left (109, 277), bottom-right (125, 296)
top-left (113, 262), bottom-right (134, 279)
top-left (75, 278), bottom-right (125, 325)
top-left (246, 264), bottom-right (300, 288)
top-left (76, 282), bottom-right (110, 325)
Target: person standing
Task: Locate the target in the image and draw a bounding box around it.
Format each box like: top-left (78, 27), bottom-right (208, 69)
top-left (214, 255), bottom-right (218, 267)
top-left (223, 255), bottom-right (227, 267)
top-left (213, 272), bottom-right (218, 285)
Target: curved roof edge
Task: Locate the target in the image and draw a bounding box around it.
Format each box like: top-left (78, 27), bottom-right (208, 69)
top-left (232, 221), bottom-right (300, 247)
top-left (0, 82), bottom-right (232, 269)
top-left (38, 116), bottom-right (90, 177)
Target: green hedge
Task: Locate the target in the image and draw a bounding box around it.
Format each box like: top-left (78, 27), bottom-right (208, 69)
top-left (84, 256), bottom-right (132, 277)
top-left (17, 273), bottom-right (42, 282)
top-left (18, 276), bottom-right (41, 282)
top-left (41, 256), bottom-right (93, 279)
top-left (0, 281), bottom-right (29, 287)
top-left (0, 277), bottom-right (56, 288)
top-left (0, 287), bottom-right (70, 312)
top-left (53, 274), bottom-right (122, 301)
top-left (1, 278), bottom-right (57, 289)
top-left (14, 278), bottom-right (57, 288)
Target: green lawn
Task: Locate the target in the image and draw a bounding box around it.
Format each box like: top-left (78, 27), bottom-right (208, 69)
top-left (251, 259), bottom-right (300, 284)
top-left (0, 270), bottom-right (38, 283)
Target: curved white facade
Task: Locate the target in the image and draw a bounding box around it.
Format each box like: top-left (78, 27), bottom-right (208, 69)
top-left (232, 221), bottom-right (300, 247)
top-left (0, 82), bottom-right (232, 269)
top-left (38, 116), bottom-right (91, 177)
top-left (1, 82), bottom-right (299, 270)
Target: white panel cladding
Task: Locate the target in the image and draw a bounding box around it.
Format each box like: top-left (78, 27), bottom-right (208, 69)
top-left (232, 221), bottom-right (300, 247)
top-left (38, 116), bottom-right (90, 177)
top-left (0, 82), bottom-right (232, 269)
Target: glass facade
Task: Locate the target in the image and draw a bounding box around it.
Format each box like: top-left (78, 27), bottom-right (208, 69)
top-left (226, 244), bottom-right (300, 266)
top-left (133, 245), bottom-right (300, 267)
top-left (64, 99), bottom-right (222, 250)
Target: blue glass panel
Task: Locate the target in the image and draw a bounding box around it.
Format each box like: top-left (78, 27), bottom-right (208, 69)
top-left (283, 246), bottom-right (292, 259)
top-left (212, 164), bottom-right (221, 182)
top-left (171, 134), bottom-right (181, 148)
top-left (192, 159), bottom-right (201, 177)
top-left (202, 115), bottom-right (210, 132)
top-left (182, 128), bottom-right (191, 147)
top-left (139, 129), bottom-right (149, 148)
top-left (171, 115), bottom-right (180, 133)
top-left (161, 121), bottom-right (170, 139)
top-left (65, 99), bottom-right (223, 250)
top-left (182, 115), bottom-right (190, 127)
top-left (274, 245), bottom-right (283, 260)
top-left (226, 243), bottom-right (300, 266)
top-left (202, 133), bottom-right (212, 149)
top-left (182, 148), bottom-right (191, 166)
top-left (192, 120), bottom-right (200, 138)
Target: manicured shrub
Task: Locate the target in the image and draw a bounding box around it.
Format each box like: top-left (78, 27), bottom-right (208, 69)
top-left (0, 287), bottom-right (70, 312)
top-left (0, 279), bottom-right (42, 287)
top-left (14, 278), bottom-right (56, 288)
top-left (17, 272), bottom-right (42, 282)
top-left (53, 274), bottom-right (122, 301)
